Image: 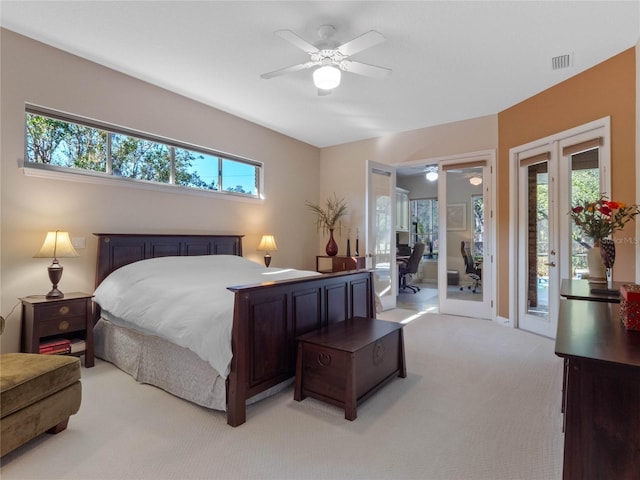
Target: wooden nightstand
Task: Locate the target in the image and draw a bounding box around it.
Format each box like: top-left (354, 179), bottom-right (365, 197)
top-left (20, 292), bottom-right (95, 367)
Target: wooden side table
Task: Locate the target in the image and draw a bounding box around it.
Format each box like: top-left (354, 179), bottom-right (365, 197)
top-left (20, 292), bottom-right (95, 367)
top-left (294, 316), bottom-right (406, 420)
top-left (316, 255), bottom-right (366, 273)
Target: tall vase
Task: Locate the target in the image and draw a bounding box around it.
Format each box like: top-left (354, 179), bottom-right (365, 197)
top-left (600, 238), bottom-right (616, 287)
top-left (586, 243), bottom-right (607, 284)
top-left (325, 229), bottom-right (338, 256)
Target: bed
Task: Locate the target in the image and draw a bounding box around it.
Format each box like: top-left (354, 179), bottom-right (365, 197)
top-left (92, 233), bottom-right (375, 426)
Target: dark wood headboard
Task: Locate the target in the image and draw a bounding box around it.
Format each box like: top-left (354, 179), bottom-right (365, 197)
top-left (94, 233), bottom-right (244, 287)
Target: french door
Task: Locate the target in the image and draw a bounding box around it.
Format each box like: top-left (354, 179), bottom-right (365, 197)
top-left (512, 118), bottom-right (610, 337)
top-left (438, 153), bottom-right (495, 320)
top-left (517, 146), bottom-right (559, 337)
top-left (366, 161), bottom-right (396, 310)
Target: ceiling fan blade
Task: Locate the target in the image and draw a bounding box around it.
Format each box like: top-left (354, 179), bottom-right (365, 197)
top-left (317, 88), bottom-right (333, 96)
top-left (275, 30), bottom-right (319, 54)
top-left (337, 30), bottom-right (385, 57)
top-left (260, 61), bottom-right (316, 79)
top-left (341, 60), bottom-right (392, 79)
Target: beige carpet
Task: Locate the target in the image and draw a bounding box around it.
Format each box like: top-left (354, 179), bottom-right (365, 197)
top-left (0, 311), bottom-right (564, 480)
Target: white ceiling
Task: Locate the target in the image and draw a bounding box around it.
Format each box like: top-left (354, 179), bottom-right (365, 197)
top-left (1, 1), bottom-right (639, 149)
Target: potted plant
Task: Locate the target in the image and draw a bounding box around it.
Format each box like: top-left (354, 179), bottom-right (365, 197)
top-left (569, 194), bottom-right (640, 283)
top-left (306, 194), bottom-right (348, 256)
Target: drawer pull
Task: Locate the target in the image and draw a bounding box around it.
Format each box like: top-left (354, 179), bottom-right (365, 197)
top-left (373, 341), bottom-right (385, 366)
top-left (58, 320), bottom-right (70, 331)
top-left (317, 352), bottom-right (332, 367)
top-left (59, 306), bottom-right (70, 315)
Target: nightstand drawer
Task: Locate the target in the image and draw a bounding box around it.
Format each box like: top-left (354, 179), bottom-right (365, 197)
top-left (38, 315), bottom-right (86, 337)
top-left (37, 300), bottom-right (87, 320)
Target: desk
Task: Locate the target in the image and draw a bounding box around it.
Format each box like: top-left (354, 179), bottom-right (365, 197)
top-left (560, 278), bottom-right (622, 303)
top-left (555, 299), bottom-right (640, 479)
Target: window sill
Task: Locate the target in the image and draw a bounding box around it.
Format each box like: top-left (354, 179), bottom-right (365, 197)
top-left (21, 163), bottom-right (263, 203)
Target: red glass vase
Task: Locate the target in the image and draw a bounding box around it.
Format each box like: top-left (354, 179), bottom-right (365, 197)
top-left (325, 229), bottom-right (338, 256)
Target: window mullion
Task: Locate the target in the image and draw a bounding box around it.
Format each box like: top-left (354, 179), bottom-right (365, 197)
top-left (170, 147), bottom-right (176, 184)
top-left (106, 132), bottom-right (113, 175)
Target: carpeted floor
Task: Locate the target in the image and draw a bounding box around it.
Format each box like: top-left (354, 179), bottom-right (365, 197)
top-left (0, 311), bottom-right (564, 480)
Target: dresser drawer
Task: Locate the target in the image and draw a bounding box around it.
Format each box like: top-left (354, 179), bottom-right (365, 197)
top-left (38, 315), bottom-right (86, 337)
top-left (36, 299), bottom-right (88, 320)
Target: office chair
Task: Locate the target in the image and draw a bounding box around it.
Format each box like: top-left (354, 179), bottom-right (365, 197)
top-left (460, 241), bottom-right (482, 293)
top-left (398, 243), bottom-right (426, 293)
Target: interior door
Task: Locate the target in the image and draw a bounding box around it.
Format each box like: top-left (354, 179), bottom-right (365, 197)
top-left (517, 148), bottom-right (559, 338)
top-left (366, 161), bottom-right (396, 311)
top-left (438, 158), bottom-right (493, 319)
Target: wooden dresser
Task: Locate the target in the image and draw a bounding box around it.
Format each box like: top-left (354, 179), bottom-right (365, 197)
top-left (555, 299), bottom-right (640, 479)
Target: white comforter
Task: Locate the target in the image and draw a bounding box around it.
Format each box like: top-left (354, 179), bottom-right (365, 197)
top-left (93, 255), bottom-right (320, 379)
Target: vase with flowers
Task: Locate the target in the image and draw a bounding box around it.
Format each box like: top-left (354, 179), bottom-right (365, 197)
top-left (569, 195), bottom-right (640, 284)
top-left (306, 194), bottom-right (348, 256)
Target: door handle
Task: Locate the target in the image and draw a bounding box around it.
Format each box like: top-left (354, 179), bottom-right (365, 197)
top-left (544, 262), bottom-right (556, 267)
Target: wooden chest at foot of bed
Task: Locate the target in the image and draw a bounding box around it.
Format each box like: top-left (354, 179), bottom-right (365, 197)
top-left (294, 317), bottom-right (406, 420)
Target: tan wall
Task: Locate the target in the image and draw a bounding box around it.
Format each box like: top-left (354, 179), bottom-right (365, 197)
top-left (318, 116), bottom-right (499, 254)
top-left (0, 29), bottom-right (321, 352)
top-left (637, 38), bottom-right (640, 279)
top-left (498, 47), bottom-right (637, 318)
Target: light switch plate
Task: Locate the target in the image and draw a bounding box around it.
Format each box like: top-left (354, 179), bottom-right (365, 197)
top-left (71, 237), bottom-right (86, 249)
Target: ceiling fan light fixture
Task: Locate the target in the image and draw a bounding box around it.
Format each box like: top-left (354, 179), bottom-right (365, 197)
top-left (425, 166), bottom-right (438, 181)
top-left (313, 65), bottom-right (341, 90)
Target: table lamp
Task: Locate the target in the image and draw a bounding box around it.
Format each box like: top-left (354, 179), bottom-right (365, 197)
top-left (34, 230), bottom-right (79, 298)
top-left (257, 234), bottom-right (278, 267)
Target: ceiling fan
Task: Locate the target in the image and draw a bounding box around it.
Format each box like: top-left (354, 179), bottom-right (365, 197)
top-left (260, 24), bottom-right (392, 95)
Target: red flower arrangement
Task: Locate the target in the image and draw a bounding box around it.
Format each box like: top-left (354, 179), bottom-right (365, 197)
top-left (569, 195), bottom-right (640, 244)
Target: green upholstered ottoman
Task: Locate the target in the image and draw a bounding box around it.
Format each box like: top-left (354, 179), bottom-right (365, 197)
top-left (1, 353), bottom-right (81, 457)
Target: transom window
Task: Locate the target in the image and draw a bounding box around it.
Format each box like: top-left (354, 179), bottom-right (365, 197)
top-left (24, 107), bottom-right (262, 198)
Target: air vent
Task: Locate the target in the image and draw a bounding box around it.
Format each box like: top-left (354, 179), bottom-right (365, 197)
top-left (552, 53), bottom-right (572, 70)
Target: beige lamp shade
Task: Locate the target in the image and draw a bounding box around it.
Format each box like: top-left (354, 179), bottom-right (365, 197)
top-left (34, 231), bottom-right (79, 259)
top-left (34, 231), bottom-right (79, 299)
top-left (257, 235), bottom-right (278, 267)
top-left (257, 235), bottom-right (278, 252)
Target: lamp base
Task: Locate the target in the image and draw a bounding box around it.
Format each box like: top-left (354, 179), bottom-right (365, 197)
top-left (264, 254), bottom-right (272, 267)
top-left (46, 262), bottom-right (64, 299)
top-left (45, 287), bottom-right (64, 299)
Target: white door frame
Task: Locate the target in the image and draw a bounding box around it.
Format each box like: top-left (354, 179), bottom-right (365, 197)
top-left (508, 117), bottom-right (611, 335)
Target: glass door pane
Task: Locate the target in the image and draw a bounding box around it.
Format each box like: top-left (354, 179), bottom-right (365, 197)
top-left (569, 148), bottom-right (600, 278)
top-left (367, 162), bottom-right (396, 310)
top-left (525, 163), bottom-right (549, 317)
top-left (445, 167), bottom-right (483, 302)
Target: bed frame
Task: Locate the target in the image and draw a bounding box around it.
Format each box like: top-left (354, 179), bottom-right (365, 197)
top-left (94, 233), bottom-right (375, 426)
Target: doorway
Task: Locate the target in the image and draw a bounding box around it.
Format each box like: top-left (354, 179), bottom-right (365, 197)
top-left (395, 151), bottom-right (496, 320)
top-left (510, 118), bottom-right (610, 338)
